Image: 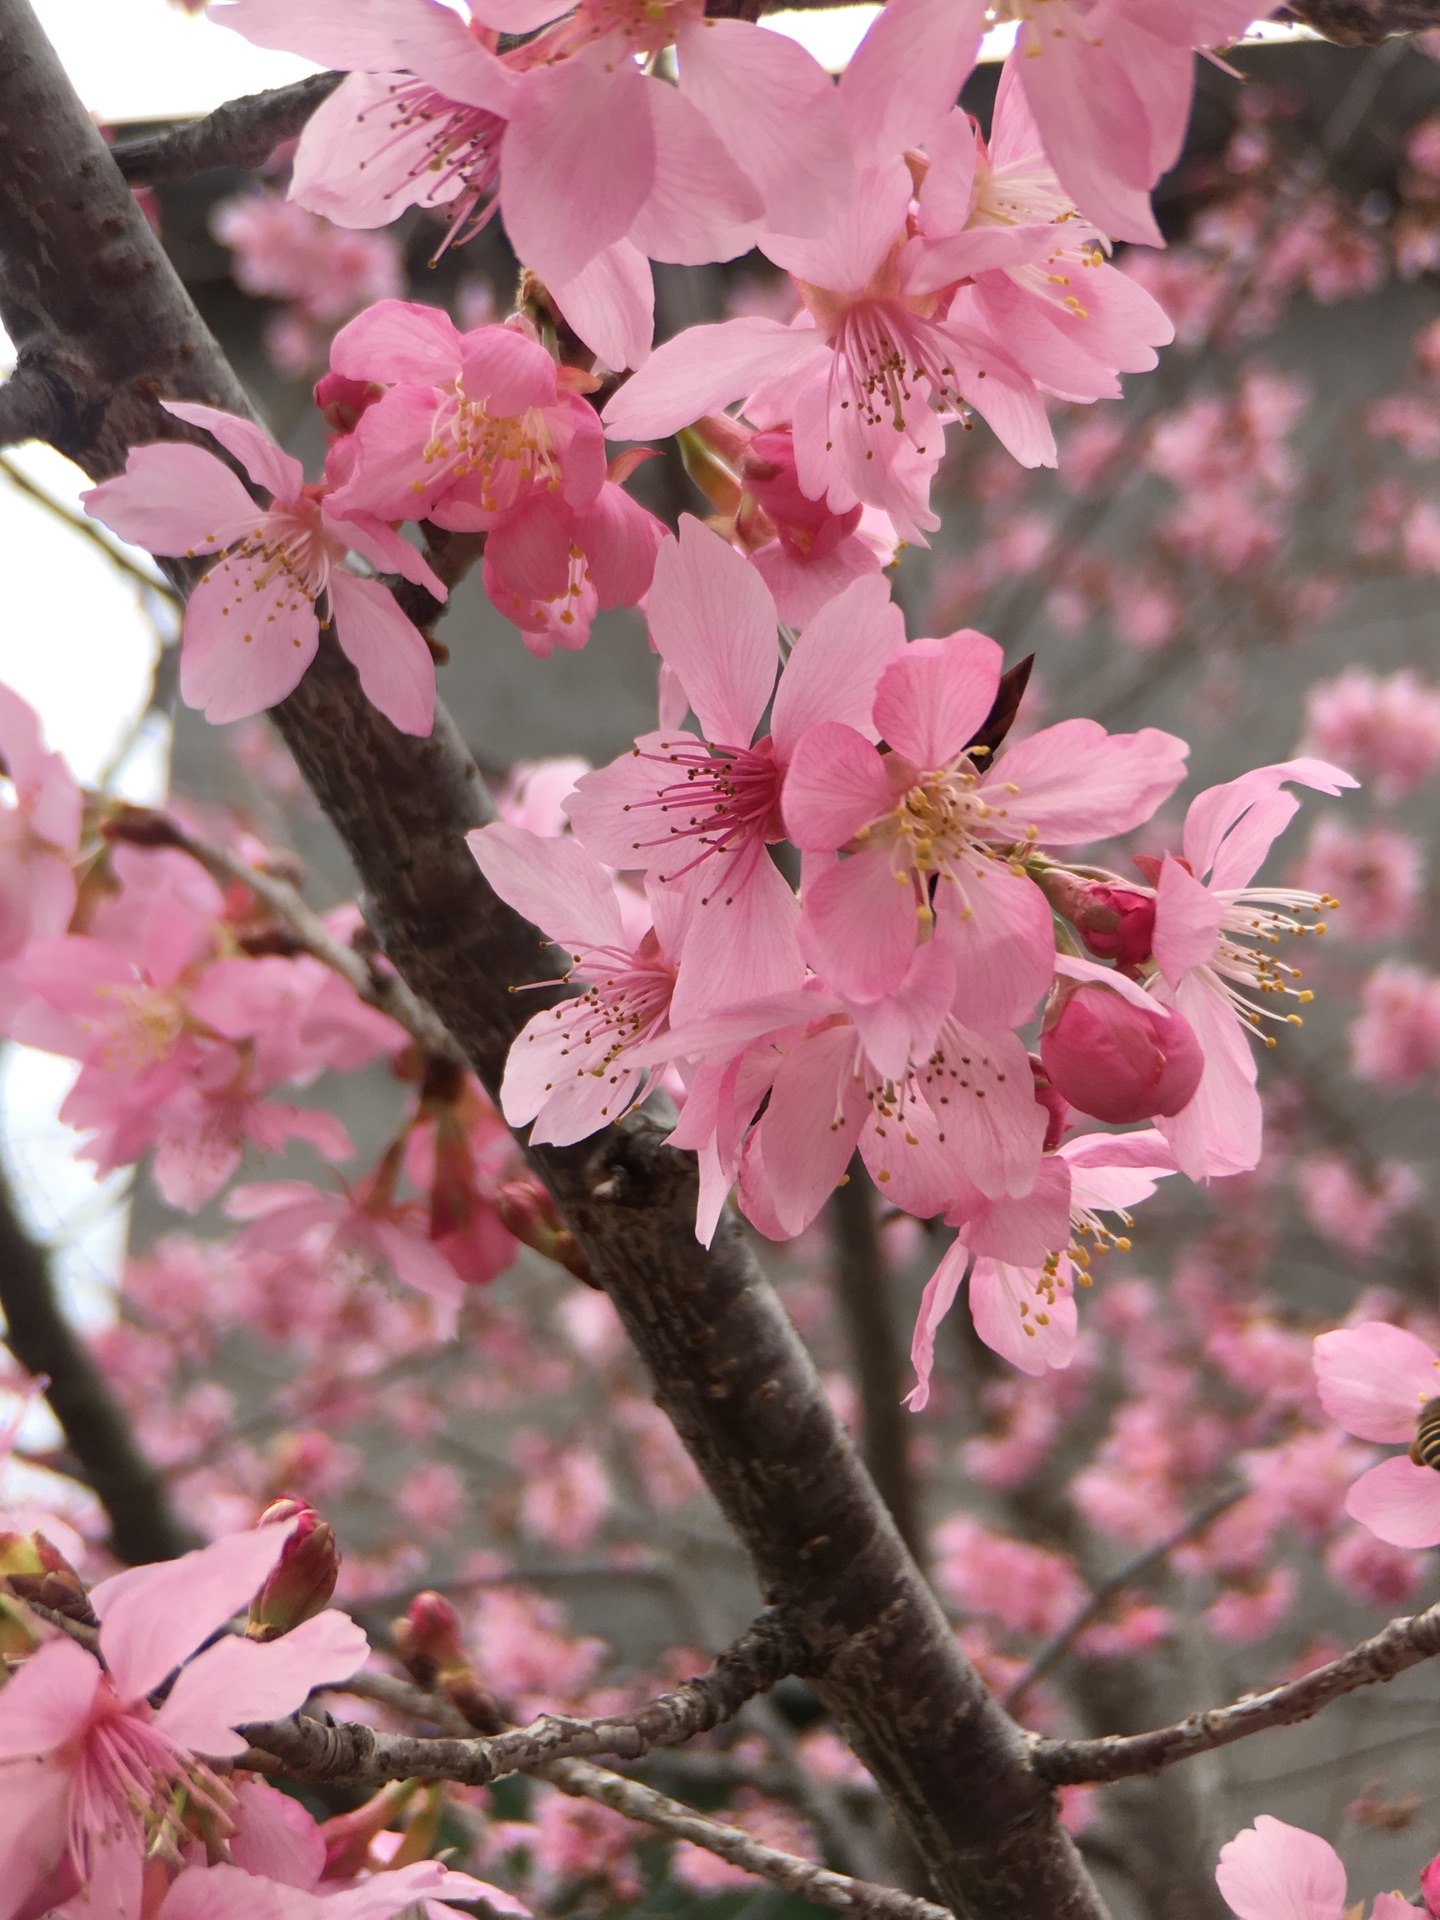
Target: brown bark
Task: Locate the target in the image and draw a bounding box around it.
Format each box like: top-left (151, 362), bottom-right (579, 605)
top-left (0, 8), bottom-right (1105, 1916)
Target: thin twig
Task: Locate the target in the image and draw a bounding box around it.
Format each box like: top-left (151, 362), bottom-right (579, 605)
top-left (1002, 1485), bottom-right (1246, 1714)
top-left (1032, 1600), bottom-right (1440, 1784)
top-left (110, 73), bottom-right (343, 184)
top-left (241, 1609), bottom-right (806, 1789)
top-left (103, 806), bottom-right (463, 1065)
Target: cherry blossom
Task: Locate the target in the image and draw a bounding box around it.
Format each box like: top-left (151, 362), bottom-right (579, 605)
top-left (0, 1522), bottom-right (367, 1920)
top-left (563, 515), bottom-right (903, 1022)
top-left (1217, 1814), bottom-right (1422, 1920)
top-left (0, 682), bottom-right (82, 964)
top-left (82, 401), bottom-right (439, 732)
top-left (1314, 1322), bottom-right (1440, 1549)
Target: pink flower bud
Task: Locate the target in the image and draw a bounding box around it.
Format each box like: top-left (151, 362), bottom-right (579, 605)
top-left (740, 429), bottom-right (861, 561)
top-left (495, 1178), bottom-right (594, 1285)
top-left (1040, 983), bottom-right (1203, 1124)
top-left (393, 1590), bottom-right (506, 1732)
top-left (247, 1496), bottom-right (340, 1640)
top-left (1040, 870), bottom-right (1157, 969)
top-left (1421, 1851), bottom-right (1440, 1916)
top-left (313, 371), bottom-right (383, 437)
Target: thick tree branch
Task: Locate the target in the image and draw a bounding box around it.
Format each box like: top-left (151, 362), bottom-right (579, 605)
top-left (0, 363), bottom-right (71, 449)
top-left (0, 1150), bottom-right (194, 1563)
top-left (243, 1610), bottom-right (806, 1788)
top-left (1033, 1600), bottom-right (1440, 1785)
top-left (0, 10), bottom-right (1104, 1917)
top-left (109, 72), bottom-right (343, 184)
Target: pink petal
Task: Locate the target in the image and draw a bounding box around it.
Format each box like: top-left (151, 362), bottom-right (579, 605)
top-left (81, 443), bottom-right (256, 556)
top-left (782, 721), bottom-right (890, 851)
top-left (161, 400), bottom-right (303, 502)
top-left (918, 1019), bottom-right (1045, 1199)
top-left (327, 570), bottom-right (435, 737)
top-left (761, 157), bottom-right (913, 292)
top-left (1154, 971), bottom-right (1260, 1181)
top-left (387, 5), bottom-right (518, 113)
top-left (601, 317), bottom-right (821, 442)
top-left (935, 305), bottom-right (1058, 469)
top-left (154, 1609), bottom-right (369, 1758)
top-left (1348, 1455), bottom-right (1440, 1548)
top-left (839, 0), bottom-right (986, 166)
top-left (955, 1153), bottom-right (1072, 1265)
top-left (466, 821), bottom-right (624, 949)
top-left (629, 79), bottom-right (763, 267)
top-left (873, 631), bottom-right (1002, 769)
top-left (1206, 790), bottom-right (1301, 893)
top-left (667, 847), bottom-right (804, 1029)
top-left (92, 1521), bottom-right (298, 1703)
top-left (970, 1257), bottom-right (1078, 1375)
top-left (457, 324), bottom-right (561, 416)
top-left (802, 847), bottom-right (918, 1004)
top-left (1216, 1817), bottom-right (1347, 1920)
top-left (501, 48), bottom-right (654, 289)
top-left (180, 559), bottom-right (319, 724)
top-left (1313, 1324), bottom-right (1440, 1443)
top-left (288, 72), bottom-right (462, 230)
top-left (770, 573), bottom-right (905, 763)
top-left (675, 17), bottom-right (850, 239)
top-left (1181, 759), bottom-right (1357, 882)
top-left (230, 1778), bottom-right (328, 1889)
top-left (464, 0), bottom-right (569, 29)
top-left (0, 1754), bottom-right (71, 1914)
top-left (335, 514), bottom-right (446, 600)
top-left (1153, 856), bottom-right (1224, 987)
top-left (647, 516), bottom-right (778, 747)
top-left (563, 731), bottom-right (691, 869)
top-left (990, 720), bottom-right (1188, 845)
top-left (550, 240), bottom-right (654, 374)
top-left (935, 859), bottom-right (1054, 1030)
top-left (755, 1022), bottom-right (866, 1236)
top-left (329, 297), bottom-right (462, 385)
top-left (905, 1238), bottom-right (968, 1412)
top-left (572, 482), bottom-right (665, 609)
top-left (323, 384), bottom-right (451, 523)
top-left (0, 1635), bottom-right (99, 1759)
top-left (206, 0), bottom-right (429, 68)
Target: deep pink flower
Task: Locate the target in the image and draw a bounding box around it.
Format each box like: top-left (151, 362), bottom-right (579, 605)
top-left (782, 628), bottom-right (1187, 1027)
top-left (0, 683), bottom-right (81, 964)
top-left (83, 401), bottom-right (439, 733)
top-left (0, 1524), bottom-right (367, 1920)
top-left (1217, 1814), bottom-right (1422, 1920)
top-left (1039, 976), bottom-right (1203, 1124)
top-left (1148, 757), bottom-right (1357, 1179)
top-left (564, 516), bottom-right (903, 1022)
top-left (466, 823), bottom-right (680, 1146)
top-left (1314, 1322), bottom-right (1440, 1549)
top-left (906, 1128), bottom-right (1176, 1395)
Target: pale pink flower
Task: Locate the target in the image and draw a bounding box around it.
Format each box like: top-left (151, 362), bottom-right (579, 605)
top-left (1148, 757), bottom-right (1357, 1180)
top-left (323, 303), bottom-right (663, 652)
top-left (1314, 1322), bottom-right (1440, 1549)
top-left (1325, 1526), bottom-right (1427, 1608)
top-left (0, 682), bottom-right (82, 963)
top-left (1217, 1814), bottom-right (1422, 1920)
top-left (1291, 818), bottom-right (1423, 943)
top-left (82, 401), bottom-right (439, 733)
top-left (782, 628), bottom-right (1187, 1025)
top-left (1204, 1565), bottom-right (1297, 1643)
top-left (1296, 1154), bottom-right (1421, 1258)
top-left (1301, 667), bottom-right (1440, 801)
top-left (996, 0), bottom-right (1265, 247)
top-left (212, 191), bottom-right (404, 323)
top-left (931, 1513), bottom-right (1088, 1638)
top-left (511, 1433), bottom-right (610, 1551)
top-left (158, 1858), bottom-right (516, 1920)
top-left (565, 516), bottom-right (903, 1023)
top-left (1348, 962), bottom-right (1440, 1086)
top-left (0, 1524), bottom-right (367, 1920)
top-left (907, 1128), bottom-right (1176, 1393)
top-left (466, 823), bottom-right (679, 1146)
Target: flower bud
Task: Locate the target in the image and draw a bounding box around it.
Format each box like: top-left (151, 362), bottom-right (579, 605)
top-left (1040, 983), bottom-right (1203, 1124)
top-left (740, 429), bottom-right (862, 561)
top-left (393, 1590), bottom-right (505, 1733)
top-left (1421, 1851), bottom-right (1440, 1917)
top-left (313, 371), bottom-right (384, 437)
top-left (494, 1178), bottom-right (594, 1285)
top-left (0, 1530), bottom-right (91, 1623)
top-left (1039, 870), bottom-right (1157, 970)
top-left (246, 1496), bottom-right (340, 1641)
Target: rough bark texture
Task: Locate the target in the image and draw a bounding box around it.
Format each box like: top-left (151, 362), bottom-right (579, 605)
top-left (0, 8), bottom-right (1107, 1917)
top-left (0, 1154), bottom-right (193, 1563)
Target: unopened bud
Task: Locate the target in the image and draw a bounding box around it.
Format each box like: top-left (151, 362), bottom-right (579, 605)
top-left (247, 1497), bottom-right (339, 1641)
top-left (0, 1530), bottom-right (92, 1624)
top-left (740, 428), bottom-right (861, 561)
top-left (1038, 869), bottom-right (1157, 971)
top-left (0, 1594), bottom-right (38, 1664)
top-left (1040, 981), bottom-right (1203, 1125)
top-left (393, 1590), bottom-right (505, 1733)
top-left (495, 1179), bottom-right (594, 1285)
top-left (313, 371), bottom-right (384, 437)
top-left (1420, 1851), bottom-right (1440, 1917)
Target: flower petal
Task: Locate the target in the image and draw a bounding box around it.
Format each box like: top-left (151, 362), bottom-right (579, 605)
top-left (327, 570), bottom-right (436, 737)
top-left (1216, 1817), bottom-right (1347, 1920)
top-left (602, 317), bottom-right (821, 442)
top-left (1313, 1323), bottom-right (1440, 1443)
top-left (82, 443), bottom-right (256, 556)
top-left (1346, 1453), bottom-right (1440, 1548)
top-left (873, 631), bottom-right (1002, 769)
top-left (647, 517), bottom-right (778, 748)
top-left (154, 1610), bottom-right (369, 1758)
top-left (161, 400), bottom-right (303, 502)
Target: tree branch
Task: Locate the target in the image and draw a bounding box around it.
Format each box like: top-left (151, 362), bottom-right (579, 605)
top-left (0, 363), bottom-right (72, 449)
top-left (1032, 1600), bottom-right (1440, 1785)
top-left (0, 1147), bottom-right (194, 1563)
top-left (0, 9), bottom-right (1105, 1916)
top-left (109, 72), bottom-right (343, 184)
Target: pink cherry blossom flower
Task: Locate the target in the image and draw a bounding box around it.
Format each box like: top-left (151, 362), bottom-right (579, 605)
top-left (1301, 666), bottom-right (1440, 802)
top-left (0, 1523), bottom-right (367, 1920)
top-left (1348, 961), bottom-right (1440, 1085)
top-left (1295, 1153), bottom-right (1421, 1258)
top-left (564, 516), bottom-right (903, 1023)
top-left (1148, 757), bottom-right (1358, 1179)
top-left (1217, 1814), bottom-right (1422, 1920)
top-left (466, 823), bottom-right (680, 1146)
top-left (0, 682), bottom-right (82, 964)
top-left (782, 627), bottom-right (1187, 1027)
top-left (159, 1858), bottom-right (516, 1920)
top-left (906, 1128), bottom-right (1177, 1395)
top-left (1314, 1322), bottom-right (1440, 1549)
top-left (1291, 818), bottom-right (1424, 943)
top-left (322, 303), bottom-right (663, 652)
top-left (997, 0), bottom-right (1261, 248)
top-left (82, 400), bottom-right (439, 733)
top-left (915, 68), bottom-right (1175, 402)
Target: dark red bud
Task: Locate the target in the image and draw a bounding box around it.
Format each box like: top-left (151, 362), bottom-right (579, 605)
top-left (247, 1497), bottom-right (340, 1640)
